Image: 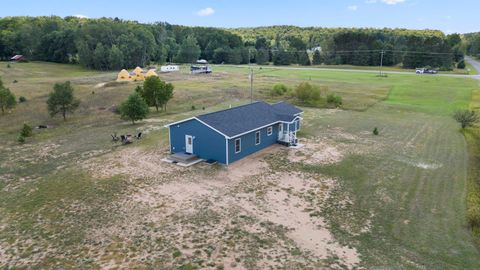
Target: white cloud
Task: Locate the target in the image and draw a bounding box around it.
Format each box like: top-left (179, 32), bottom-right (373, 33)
top-left (381, 0), bottom-right (405, 5)
top-left (348, 5), bottom-right (358, 11)
top-left (196, 7), bottom-right (215, 17)
top-left (366, 0), bottom-right (405, 4)
top-left (73, 14), bottom-right (88, 19)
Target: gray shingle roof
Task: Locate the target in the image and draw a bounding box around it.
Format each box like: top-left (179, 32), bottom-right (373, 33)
top-left (196, 101), bottom-right (302, 137)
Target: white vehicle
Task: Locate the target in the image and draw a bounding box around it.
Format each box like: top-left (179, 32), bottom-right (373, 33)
top-left (160, 65), bottom-right (179, 73)
top-left (191, 65), bottom-right (212, 74)
top-left (415, 68), bottom-right (437, 74)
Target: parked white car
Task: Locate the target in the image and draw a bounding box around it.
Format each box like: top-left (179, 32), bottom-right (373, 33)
top-left (415, 68), bottom-right (437, 74)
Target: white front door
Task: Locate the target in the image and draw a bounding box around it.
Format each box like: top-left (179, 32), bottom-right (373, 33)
top-left (278, 123), bottom-right (284, 140)
top-left (185, 135), bottom-right (193, 154)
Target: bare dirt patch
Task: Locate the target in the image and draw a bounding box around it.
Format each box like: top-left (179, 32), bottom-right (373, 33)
top-left (82, 147), bottom-right (177, 180)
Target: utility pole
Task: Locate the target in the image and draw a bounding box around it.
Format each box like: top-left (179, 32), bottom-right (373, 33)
top-left (248, 49), bottom-right (253, 103)
top-left (249, 67), bottom-right (253, 103)
top-left (379, 50), bottom-right (385, 77)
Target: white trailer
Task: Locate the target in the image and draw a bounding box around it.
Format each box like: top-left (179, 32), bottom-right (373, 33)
top-left (160, 65), bottom-right (179, 73)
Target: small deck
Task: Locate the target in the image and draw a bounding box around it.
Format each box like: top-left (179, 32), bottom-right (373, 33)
top-left (163, 152), bottom-right (204, 167)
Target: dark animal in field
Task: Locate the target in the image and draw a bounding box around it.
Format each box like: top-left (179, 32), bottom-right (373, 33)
top-left (135, 132), bottom-right (142, 139)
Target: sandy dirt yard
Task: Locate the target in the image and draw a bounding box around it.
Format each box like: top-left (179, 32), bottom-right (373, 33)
top-left (74, 133), bottom-right (366, 269)
top-left (0, 126), bottom-right (371, 269)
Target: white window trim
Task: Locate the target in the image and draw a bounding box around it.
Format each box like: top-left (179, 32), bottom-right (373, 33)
top-left (235, 138), bottom-right (241, 153)
top-left (267, 126), bottom-right (273, 136)
top-left (255, 131), bottom-right (261, 145)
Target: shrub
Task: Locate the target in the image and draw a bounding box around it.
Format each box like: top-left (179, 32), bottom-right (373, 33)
top-left (13, 80), bottom-right (18, 83)
top-left (20, 123), bottom-right (33, 137)
top-left (271, 84), bottom-right (288, 96)
top-left (7, 63), bottom-right (11, 68)
top-left (327, 93), bottom-right (343, 108)
top-left (18, 96), bottom-right (27, 103)
top-left (295, 82), bottom-right (322, 104)
top-left (457, 60), bottom-right (466, 69)
top-left (191, 105), bottom-right (196, 110)
top-left (373, 127), bottom-right (379, 135)
top-left (172, 250), bottom-right (182, 258)
top-left (453, 110), bottom-right (478, 129)
top-left (17, 135), bottom-right (25, 143)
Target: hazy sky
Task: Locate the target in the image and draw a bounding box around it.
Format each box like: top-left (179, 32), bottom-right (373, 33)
top-left (1, 0), bottom-right (477, 33)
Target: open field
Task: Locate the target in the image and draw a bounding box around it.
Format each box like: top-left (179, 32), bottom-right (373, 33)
top-left (1, 61), bottom-right (480, 269)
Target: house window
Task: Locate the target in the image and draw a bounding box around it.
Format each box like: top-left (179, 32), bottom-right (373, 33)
top-left (255, 131), bottom-right (261, 145)
top-left (267, 126), bottom-right (273, 136)
top-left (235, 138), bottom-right (241, 153)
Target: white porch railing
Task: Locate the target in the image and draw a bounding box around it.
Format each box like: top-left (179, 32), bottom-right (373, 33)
top-left (278, 132), bottom-right (298, 144)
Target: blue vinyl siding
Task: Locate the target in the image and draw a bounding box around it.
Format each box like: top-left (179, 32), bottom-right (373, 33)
top-left (228, 124), bottom-right (279, 164)
top-left (169, 119), bottom-right (226, 163)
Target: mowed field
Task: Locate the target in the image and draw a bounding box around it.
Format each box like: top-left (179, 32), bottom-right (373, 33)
top-left (0, 62), bottom-right (479, 269)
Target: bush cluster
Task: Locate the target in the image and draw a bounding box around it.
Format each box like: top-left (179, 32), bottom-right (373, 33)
top-left (326, 93), bottom-right (343, 108)
top-left (271, 84), bottom-right (288, 96)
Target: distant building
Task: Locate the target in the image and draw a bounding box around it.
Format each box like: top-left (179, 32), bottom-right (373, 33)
top-left (116, 67), bottom-right (158, 81)
top-left (307, 46), bottom-right (322, 54)
top-left (165, 101), bottom-right (303, 165)
top-left (10, 55), bottom-right (25, 61)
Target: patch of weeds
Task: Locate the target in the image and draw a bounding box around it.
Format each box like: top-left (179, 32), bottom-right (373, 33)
top-left (180, 263), bottom-right (197, 270)
top-left (172, 249), bottom-right (182, 258)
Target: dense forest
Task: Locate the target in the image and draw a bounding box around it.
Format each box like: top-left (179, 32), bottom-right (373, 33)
top-left (0, 16), bottom-right (466, 70)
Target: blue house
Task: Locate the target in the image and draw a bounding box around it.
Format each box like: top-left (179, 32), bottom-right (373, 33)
top-left (165, 101), bottom-right (303, 165)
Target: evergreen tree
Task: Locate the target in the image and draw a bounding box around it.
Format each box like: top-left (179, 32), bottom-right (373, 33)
top-left (312, 50), bottom-right (322, 65)
top-left (0, 77), bottom-right (16, 114)
top-left (46, 81), bottom-right (80, 120)
top-left (93, 43), bottom-right (108, 70)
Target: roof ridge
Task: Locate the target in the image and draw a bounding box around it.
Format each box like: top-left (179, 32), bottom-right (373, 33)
top-left (197, 101), bottom-right (266, 118)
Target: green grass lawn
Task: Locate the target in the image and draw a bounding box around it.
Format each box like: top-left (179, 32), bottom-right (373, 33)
top-left (1, 62), bottom-right (479, 269)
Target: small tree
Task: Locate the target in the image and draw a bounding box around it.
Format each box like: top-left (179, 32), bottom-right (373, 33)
top-left (373, 127), bottom-right (379, 135)
top-left (271, 84), bottom-right (288, 96)
top-left (0, 77), bottom-right (16, 114)
top-left (47, 81), bottom-right (80, 120)
top-left (453, 110), bottom-right (478, 129)
top-left (457, 60), bottom-right (466, 69)
top-left (142, 76), bottom-right (163, 112)
top-left (119, 92), bottom-right (149, 124)
top-left (295, 82), bottom-right (321, 104)
top-left (162, 82), bottom-right (174, 111)
top-left (140, 77), bottom-right (174, 112)
top-left (20, 123), bottom-right (33, 137)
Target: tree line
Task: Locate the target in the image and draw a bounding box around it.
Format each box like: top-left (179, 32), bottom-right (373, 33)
top-left (464, 32), bottom-right (480, 58)
top-left (0, 16), bottom-right (465, 70)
